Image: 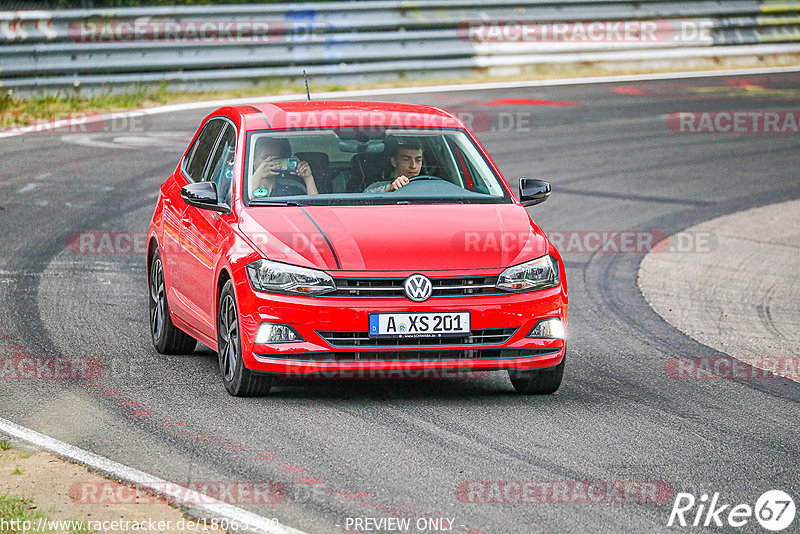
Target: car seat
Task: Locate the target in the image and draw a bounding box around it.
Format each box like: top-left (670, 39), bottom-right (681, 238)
top-left (349, 153), bottom-right (389, 192)
top-left (294, 151), bottom-right (331, 194)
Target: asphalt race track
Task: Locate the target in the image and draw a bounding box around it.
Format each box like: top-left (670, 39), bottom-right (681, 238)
top-left (1, 72), bottom-right (798, 533)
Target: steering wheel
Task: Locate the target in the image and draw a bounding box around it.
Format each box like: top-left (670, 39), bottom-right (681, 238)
top-left (407, 174), bottom-right (445, 182)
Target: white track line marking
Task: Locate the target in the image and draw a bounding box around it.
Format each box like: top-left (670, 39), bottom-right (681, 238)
top-left (16, 183), bottom-right (38, 193)
top-left (0, 416), bottom-right (308, 534)
top-left (1, 65), bottom-right (799, 140)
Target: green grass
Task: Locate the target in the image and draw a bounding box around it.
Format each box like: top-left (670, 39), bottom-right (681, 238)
top-left (9, 467), bottom-right (22, 475)
top-left (0, 82), bottom-right (172, 120)
top-left (0, 493), bottom-right (40, 524)
top-left (0, 443), bottom-right (32, 459)
top-left (0, 493), bottom-right (46, 532)
top-left (0, 493), bottom-right (89, 534)
top-left (0, 77), bottom-right (346, 129)
top-left (55, 0), bottom-right (340, 6)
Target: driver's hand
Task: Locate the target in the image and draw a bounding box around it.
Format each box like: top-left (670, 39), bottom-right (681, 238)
top-left (386, 175), bottom-right (410, 192)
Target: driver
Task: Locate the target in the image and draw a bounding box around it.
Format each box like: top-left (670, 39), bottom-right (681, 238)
top-left (251, 137), bottom-right (318, 197)
top-left (363, 140), bottom-right (423, 193)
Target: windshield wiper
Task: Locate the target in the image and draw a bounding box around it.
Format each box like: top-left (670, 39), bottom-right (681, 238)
top-left (249, 200), bottom-right (302, 207)
top-left (394, 199), bottom-right (468, 205)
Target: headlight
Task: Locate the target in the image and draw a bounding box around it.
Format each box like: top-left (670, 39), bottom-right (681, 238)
top-left (496, 255), bottom-right (559, 293)
top-left (527, 318), bottom-right (566, 339)
top-left (246, 259), bottom-right (336, 295)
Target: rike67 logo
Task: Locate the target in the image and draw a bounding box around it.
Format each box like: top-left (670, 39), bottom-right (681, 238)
top-left (668, 490), bottom-right (795, 531)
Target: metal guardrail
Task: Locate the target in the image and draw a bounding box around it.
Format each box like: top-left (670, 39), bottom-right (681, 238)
top-left (1, 0), bottom-right (799, 92)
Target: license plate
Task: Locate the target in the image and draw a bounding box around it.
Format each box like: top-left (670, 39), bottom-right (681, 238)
top-left (369, 312), bottom-right (470, 338)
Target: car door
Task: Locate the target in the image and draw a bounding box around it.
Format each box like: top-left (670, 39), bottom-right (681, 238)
top-left (166, 118), bottom-right (226, 327)
top-left (161, 171), bottom-right (187, 290)
top-left (178, 120), bottom-right (236, 338)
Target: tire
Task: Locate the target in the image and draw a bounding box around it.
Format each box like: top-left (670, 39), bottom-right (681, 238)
top-left (149, 250), bottom-right (197, 355)
top-left (508, 349), bottom-right (565, 395)
top-left (217, 280), bottom-right (274, 397)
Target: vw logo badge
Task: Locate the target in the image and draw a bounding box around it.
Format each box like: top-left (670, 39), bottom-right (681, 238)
top-left (404, 274), bottom-right (433, 302)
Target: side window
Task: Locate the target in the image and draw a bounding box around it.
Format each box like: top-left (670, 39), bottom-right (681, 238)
top-left (183, 119), bottom-right (225, 181)
top-left (204, 124), bottom-right (236, 205)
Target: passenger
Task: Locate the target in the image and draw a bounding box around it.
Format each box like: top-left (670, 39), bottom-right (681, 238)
top-left (251, 137), bottom-right (319, 196)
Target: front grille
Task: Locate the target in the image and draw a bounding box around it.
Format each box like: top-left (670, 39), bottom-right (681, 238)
top-left (327, 276), bottom-right (502, 298)
top-left (257, 348), bottom-right (559, 362)
top-left (317, 328), bottom-right (517, 347)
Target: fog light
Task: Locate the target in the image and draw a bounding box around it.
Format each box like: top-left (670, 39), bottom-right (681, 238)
top-left (255, 323), bottom-right (302, 344)
top-left (527, 318), bottom-right (565, 339)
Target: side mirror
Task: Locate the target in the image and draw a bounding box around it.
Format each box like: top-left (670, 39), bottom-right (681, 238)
top-left (519, 178), bottom-right (551, 207)
top-left (181, 182), bottom-right (229, 213)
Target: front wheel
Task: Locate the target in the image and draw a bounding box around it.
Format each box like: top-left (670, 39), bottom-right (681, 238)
top-left (217, 281), bottom-right (273, 397)
top-left (508, 350), bottom-right (565, 395)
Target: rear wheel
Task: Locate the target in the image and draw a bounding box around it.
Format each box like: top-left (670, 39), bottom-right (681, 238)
top-left (218, 280), bottom-right (273, 397)
top-left (149, 250), bottom-right (196, 354)
top-left (509, 350), bottom-right (565, 395)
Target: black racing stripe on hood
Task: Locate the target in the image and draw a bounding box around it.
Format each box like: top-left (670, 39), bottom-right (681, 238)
top-left (300, 206), bottom-right (341, 270)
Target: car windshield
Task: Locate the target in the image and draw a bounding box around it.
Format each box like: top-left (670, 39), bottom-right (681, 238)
top-left (244, 128), bottom-right (512, 205)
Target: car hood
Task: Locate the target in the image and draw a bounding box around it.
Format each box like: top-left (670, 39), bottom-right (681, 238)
top-left (238, 203), bottom-right (549, 272)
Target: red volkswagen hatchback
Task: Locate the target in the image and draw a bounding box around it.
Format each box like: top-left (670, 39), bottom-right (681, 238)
top-left (147, 101), bottom-right (567, 396)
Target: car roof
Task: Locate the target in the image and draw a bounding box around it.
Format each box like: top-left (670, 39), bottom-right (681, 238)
top-left (227, 100), bottom-right (465, 131)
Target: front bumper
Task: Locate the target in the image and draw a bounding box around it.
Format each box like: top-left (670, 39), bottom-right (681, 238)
top-left (235, 274), bottom-right (567, 376)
